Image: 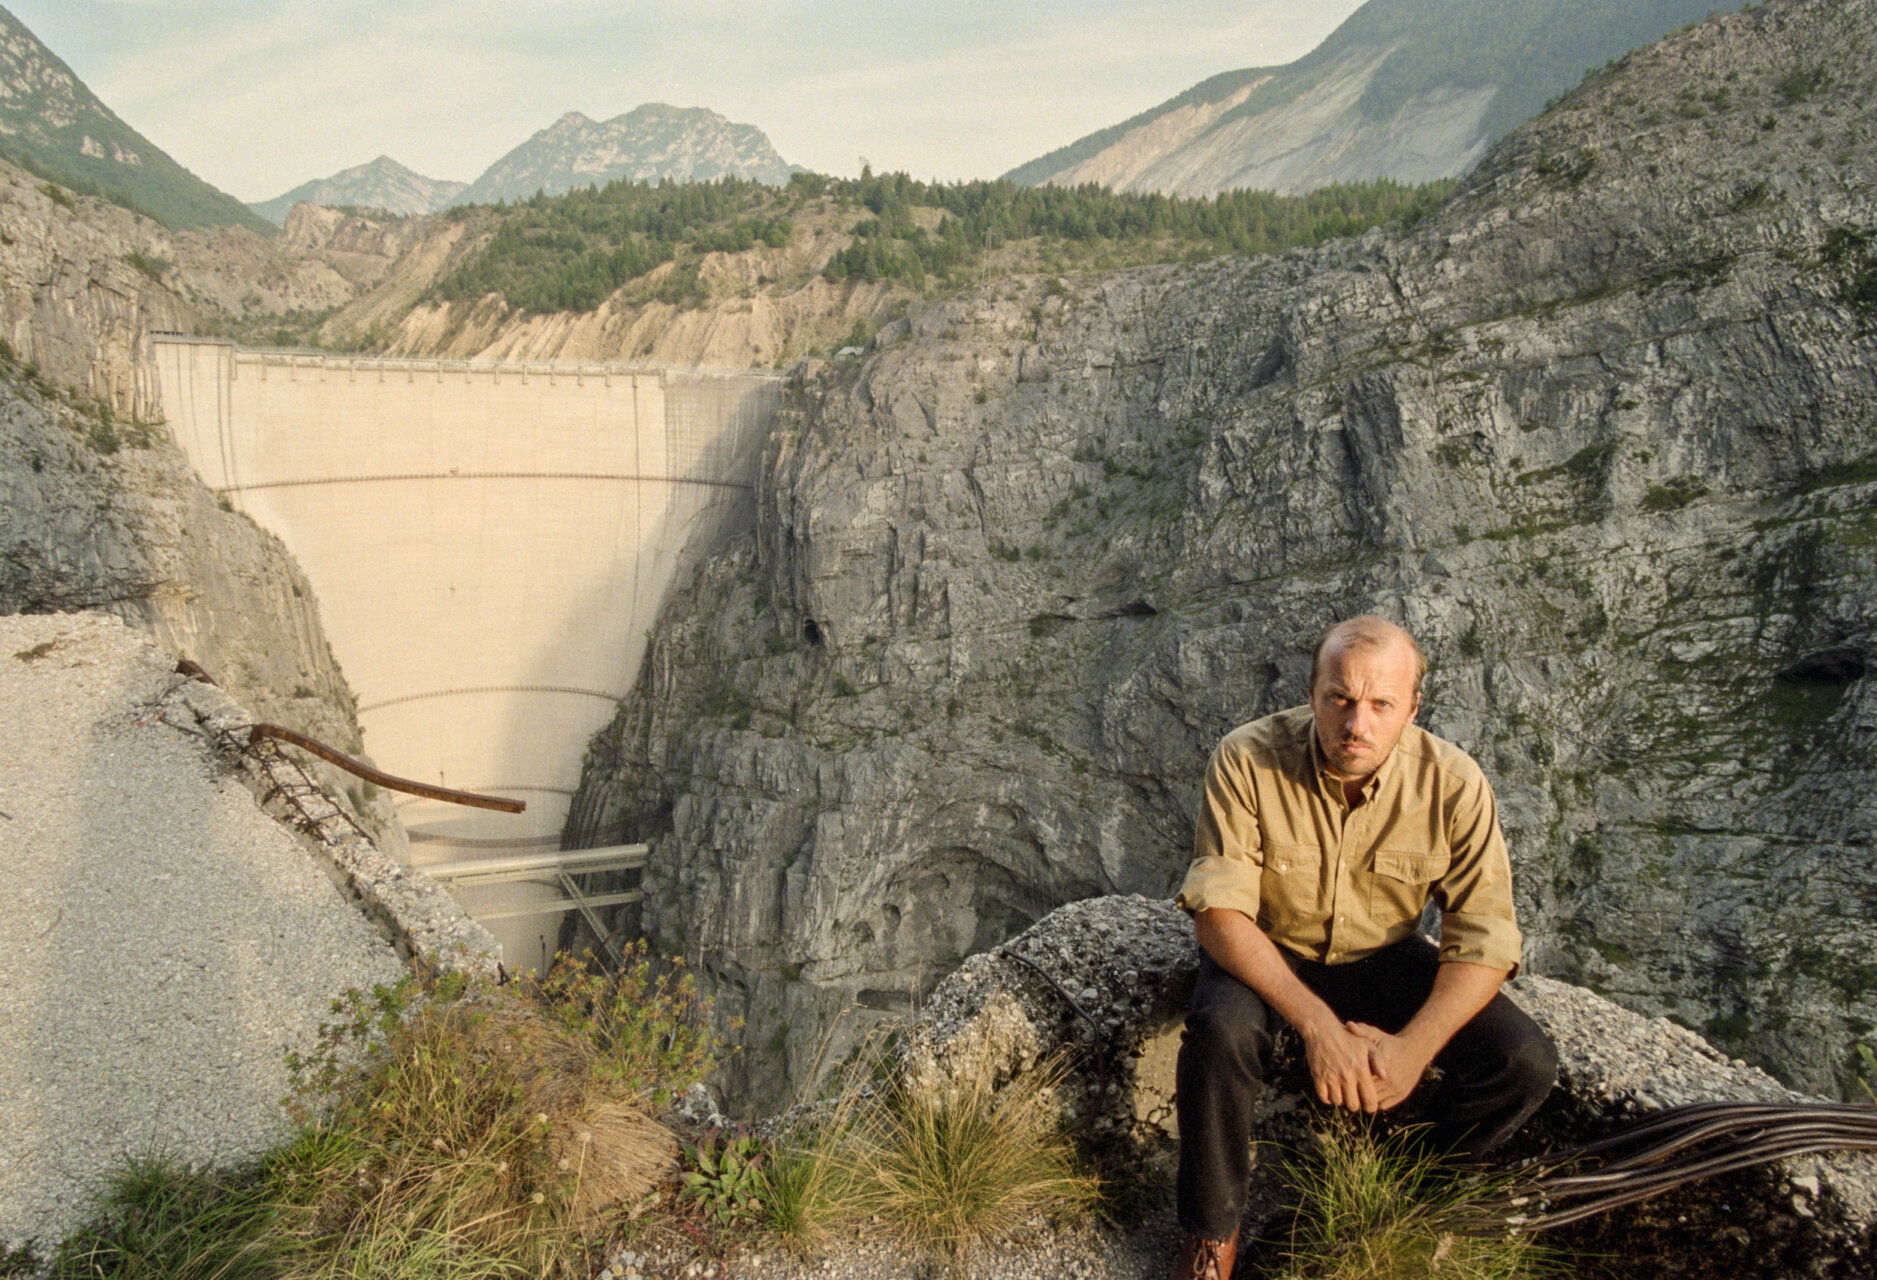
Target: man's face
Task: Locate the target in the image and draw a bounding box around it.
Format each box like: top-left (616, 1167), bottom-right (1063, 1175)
top-left (1308, 637), bottom-right (1422, 783)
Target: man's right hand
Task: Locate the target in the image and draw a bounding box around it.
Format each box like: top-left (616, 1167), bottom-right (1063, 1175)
top-left (1301, 1016), bottom-right (1382, 1112)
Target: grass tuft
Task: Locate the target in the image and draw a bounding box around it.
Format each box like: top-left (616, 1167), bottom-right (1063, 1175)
top-left (43, 1154), bottom-right (280, 1280)
top-left (1270, 1121), bottom-right (1555, 1280)
top-left (763, 1052), bottom-right (1097, 1264)
top-left (267, 947), bottom-right (711, 1273)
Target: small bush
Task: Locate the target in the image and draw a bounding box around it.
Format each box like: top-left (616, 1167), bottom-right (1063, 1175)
top-left (124, 251), bottom-right (171, 282)
top-left (1775, 65), bottom-right (1827, 104)
top-left (1641, 475), bottom-right (1708, 512)
top-left (270, 950), bottom-right (715, 1273)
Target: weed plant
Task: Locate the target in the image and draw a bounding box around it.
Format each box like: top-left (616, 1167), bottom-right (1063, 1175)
top-left (1270, 1120), bottom-right (1555, 1280)
top-left (269, 947), bottom-right (716, 1272)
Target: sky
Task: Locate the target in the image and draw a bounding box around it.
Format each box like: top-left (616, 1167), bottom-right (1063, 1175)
top-left (11, 0), bottom-right (1365, 204)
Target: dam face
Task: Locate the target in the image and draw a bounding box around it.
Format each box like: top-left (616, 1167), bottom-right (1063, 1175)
top-left (152, 338), bottom-right (781, 972)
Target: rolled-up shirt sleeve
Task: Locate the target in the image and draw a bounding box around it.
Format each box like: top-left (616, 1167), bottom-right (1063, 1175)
top-left (1435, 767), bottom-right (1523, 976)
top-left (1175, 739), bottom-right (1264, 919)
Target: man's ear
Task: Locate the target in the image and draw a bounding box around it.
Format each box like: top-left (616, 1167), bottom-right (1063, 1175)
top-left (1410, 691), bottom-right (1422, 721)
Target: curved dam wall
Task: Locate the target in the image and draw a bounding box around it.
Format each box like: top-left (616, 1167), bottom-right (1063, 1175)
top-left (151, 337), bottom-right (781, 971)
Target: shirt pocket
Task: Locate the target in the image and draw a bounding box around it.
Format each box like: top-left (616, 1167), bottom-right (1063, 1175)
top-left (1260, 840), bottom-right (1323, 928)
top-left (1367, 848), bottom-right (1449, 926)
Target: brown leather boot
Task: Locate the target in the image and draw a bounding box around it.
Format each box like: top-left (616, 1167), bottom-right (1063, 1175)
top-left (1171, 1227), bottom-right (1240, 1280)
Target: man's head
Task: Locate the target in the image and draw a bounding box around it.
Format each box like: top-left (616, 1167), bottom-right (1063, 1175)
top-left (1307, 616), bottom-right (1425, 782)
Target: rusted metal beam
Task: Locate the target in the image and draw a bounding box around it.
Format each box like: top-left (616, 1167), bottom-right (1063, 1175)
top-left (246, 723), bottom-right (525, 813)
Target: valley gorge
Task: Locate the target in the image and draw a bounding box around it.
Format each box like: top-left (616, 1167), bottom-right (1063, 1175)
top-left (563, 0), bottom-right (1877, 1112)
top-left (2, 0), bottom-right (1874, 1149)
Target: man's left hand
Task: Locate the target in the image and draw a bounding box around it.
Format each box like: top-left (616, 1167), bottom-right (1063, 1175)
top-left (1343, 1022), bottom-right (1433, 1110)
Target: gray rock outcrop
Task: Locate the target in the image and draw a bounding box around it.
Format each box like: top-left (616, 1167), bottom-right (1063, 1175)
top-left (567, 0), bottom-right (1877, 1111)
top-left (1004, 0), bottom-right (1725, 197)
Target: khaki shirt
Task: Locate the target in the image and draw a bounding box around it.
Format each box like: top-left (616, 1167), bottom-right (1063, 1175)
top-left (1175, 705), bottom-right (1522, 974)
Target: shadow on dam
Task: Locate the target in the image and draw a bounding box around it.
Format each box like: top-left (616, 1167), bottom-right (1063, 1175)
top-left (151, 337), bottom-right (783, 972)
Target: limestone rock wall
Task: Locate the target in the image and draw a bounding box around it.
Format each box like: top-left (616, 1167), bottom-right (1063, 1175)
top-left (0, 161), bottom-right (194, 417)
top-left (568, 0), bottom-right (1877, 1111)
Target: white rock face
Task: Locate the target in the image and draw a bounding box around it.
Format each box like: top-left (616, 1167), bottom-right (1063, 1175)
top-left (568, 0), bottom-right (1877, 1111)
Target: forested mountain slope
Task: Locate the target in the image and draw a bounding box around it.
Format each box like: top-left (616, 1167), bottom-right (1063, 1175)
top-left (0, 5), bottom-right (270, 232)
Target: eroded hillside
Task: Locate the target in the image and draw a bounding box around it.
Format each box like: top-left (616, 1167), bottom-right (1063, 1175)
top-left (564, 0), bottom-right (1877, 1110)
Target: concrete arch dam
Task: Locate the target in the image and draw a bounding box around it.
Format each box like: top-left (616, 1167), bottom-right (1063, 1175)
top-left (152, 337), bottom-right (782, 969)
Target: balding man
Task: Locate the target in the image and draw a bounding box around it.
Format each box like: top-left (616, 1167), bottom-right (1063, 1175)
top-left (1169, 617), bottom-right (1557, 1280)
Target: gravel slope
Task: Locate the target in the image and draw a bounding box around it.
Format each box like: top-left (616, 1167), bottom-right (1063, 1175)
top-left (0, 611), bottom-right (406, 1253)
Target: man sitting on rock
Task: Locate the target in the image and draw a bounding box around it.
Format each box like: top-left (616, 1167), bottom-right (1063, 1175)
top-left (1170, 615), bottom-right (1558, 1280)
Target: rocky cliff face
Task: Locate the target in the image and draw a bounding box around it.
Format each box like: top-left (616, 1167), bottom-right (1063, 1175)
top-left (0, 157), bottom-right (195, 417)
top-left (567, 0), bottom-right (1877, 1111)
top-left (0, 370), bottom-right (402, 851)
top-left (998, 0), bottom-right (1726, 197)
top-left (0, 155), bottom-right (373, 418)
top-left (1021, 43), bottom-right (1497, 197)
top-left (1005, 0), bottom-right (1726, 198)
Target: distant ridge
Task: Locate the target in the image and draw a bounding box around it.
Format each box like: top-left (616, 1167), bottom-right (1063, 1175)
top-left (251, 156), bottom-right (468, 225)
top-left (451, 104), bottom-right (799, 206)
top-left (1004, 0), bottom-right (1727, 196)
top-left (0, 4), bottom-right (271, 232)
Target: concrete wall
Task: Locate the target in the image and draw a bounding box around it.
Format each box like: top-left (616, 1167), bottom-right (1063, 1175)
top-left (151, 338), bottom-right (780, 971)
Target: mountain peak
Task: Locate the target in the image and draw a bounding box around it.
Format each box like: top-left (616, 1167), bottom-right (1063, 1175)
top-left (250, 157), bottom-right (468, 225)
top-left (450, 102), bottom-right (798, 206)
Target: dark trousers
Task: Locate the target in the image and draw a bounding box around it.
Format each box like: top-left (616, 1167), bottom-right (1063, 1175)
top-left (1174, 934), bottom-right (1559, 1239)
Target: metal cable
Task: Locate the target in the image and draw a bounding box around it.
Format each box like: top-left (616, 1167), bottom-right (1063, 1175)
top-left (1467, 1101), bottom-right (1877, 1232)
